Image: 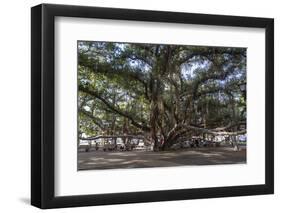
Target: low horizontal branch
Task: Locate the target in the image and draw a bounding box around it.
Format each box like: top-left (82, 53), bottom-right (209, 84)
top-left (79, 86), bottom-right (151, 132)
top-left (80, 135), bottom-right (145, 141)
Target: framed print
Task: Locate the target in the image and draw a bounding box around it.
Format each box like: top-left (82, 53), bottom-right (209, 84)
top-left (31, 3), bottom-right (274, 209)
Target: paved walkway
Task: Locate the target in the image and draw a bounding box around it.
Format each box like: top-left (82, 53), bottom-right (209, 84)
top-left (78, 147), bottom-right (246, 170)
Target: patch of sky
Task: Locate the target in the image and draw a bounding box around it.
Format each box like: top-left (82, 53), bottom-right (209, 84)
top-left (127, 58), bottom-right (150, 73)
top-left (114, 43), bottom-right (126, 57)
top-left (181, 60), bottom-right (211, 80)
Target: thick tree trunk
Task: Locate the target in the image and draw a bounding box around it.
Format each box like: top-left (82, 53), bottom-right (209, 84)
top-left (150, 107), bottom-right (160, 151)
top-left (161, 138), bottom-right (173, 151)
top-left (152, 135), bottom-right (160, 151)
top-left (150, 87), bottom-right (161, 151)
top-left (232, 135), bottom-right (240, 151)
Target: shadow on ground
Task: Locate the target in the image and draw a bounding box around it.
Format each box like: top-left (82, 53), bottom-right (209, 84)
top-left (78, 147), bottom-right (246, 170)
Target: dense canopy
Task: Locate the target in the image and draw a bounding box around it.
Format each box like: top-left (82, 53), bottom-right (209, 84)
top-left (78, 41), bottom-right (246, 150)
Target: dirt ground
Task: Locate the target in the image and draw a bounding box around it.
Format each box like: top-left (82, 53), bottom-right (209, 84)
top-left (78, 146), bottom-right (246, 170)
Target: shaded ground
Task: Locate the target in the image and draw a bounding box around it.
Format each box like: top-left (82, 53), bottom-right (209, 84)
top-left (78, 147), bottom-right (246, 170)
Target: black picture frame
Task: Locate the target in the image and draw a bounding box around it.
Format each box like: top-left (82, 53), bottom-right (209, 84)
top-left (31, 3), bottom-right (274, 209)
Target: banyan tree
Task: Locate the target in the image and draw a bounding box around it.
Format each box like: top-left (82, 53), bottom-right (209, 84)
top-left (78, 41), bottom-right (246, 151)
